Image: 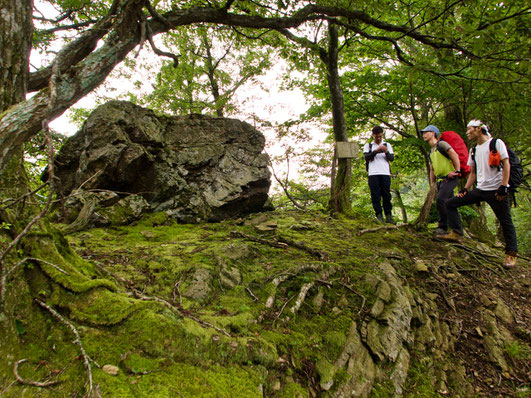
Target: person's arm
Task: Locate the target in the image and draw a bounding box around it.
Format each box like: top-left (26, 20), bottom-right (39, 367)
top-left (457, 168), bottom-right (476, 197)
top-left (446, 148), bottom-right (461, 178)
top-left (500, 157), bottom-right (510, 186)
top-left (364, 144), bottom-right (377, 161)
top-left (495, 157), bottom-right (511, 201)
top-left (383, 143), bottom-right (394, 161)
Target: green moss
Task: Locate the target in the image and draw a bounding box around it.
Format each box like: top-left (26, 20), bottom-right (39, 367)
top-left (2, 208), bottom-right (522, 397)
top-left (276, 381), bottom-right (309, 398)
top-left (95, 362), bottom-right (263, 397)
top-left (52, 287), bottom-right (148, 325)
top-left (316, 357), bottom-right (334, 386)
top-left (22, 233), bottom-right (116, 293)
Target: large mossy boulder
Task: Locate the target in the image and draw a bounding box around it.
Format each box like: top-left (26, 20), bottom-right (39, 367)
top-left (51, 100), bottom-right (271, 224)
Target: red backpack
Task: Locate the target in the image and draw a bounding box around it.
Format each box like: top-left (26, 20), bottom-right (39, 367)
top-left (437, 131), bottom-right (471, 176)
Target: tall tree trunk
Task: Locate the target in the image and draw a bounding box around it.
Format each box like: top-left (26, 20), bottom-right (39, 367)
top-left (0, 0), bottom-right (34, 206)
top-left (324, 24), bottom-right (351, 214)
top-left (201, 32), bottom-right (224, 117)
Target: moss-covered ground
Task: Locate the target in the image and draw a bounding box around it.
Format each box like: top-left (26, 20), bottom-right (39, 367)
top-left (0, 210), bottom-right (529, 397)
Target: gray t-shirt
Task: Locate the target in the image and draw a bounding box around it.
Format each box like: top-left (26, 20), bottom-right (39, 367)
top-left (431, 140), bottom-right (451, 156)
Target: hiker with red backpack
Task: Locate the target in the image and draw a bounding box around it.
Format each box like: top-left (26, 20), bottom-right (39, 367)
top-left (441, 120), bottom-right (518, 268)
top-left (421, 125), bottom-right (469, 236)
top-left (363, 126), bottom-right (395, 224)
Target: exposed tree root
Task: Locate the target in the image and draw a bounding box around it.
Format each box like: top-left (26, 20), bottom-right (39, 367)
top-left (357, 223), bottom-right (409, 236)
top-left (63, 199), bottom-right (96, 234)
top-left (231, 231), bottom-right (328, 259)
top-left (231, 231), bottom-right (287, 249)
top-left (35, 299), bottom-right (94, 397)
top-left (276, 235), bottom-right (328, 260)
top-left (265, 274), bottom-right (290, 308)
top-left (265, 264), bottom-right (327, 309)
top-left (2, 257), bottom-right (69, 305)
top-left (131, 289), bottom-right (231, 337)
top-left (290, 282), bottom-right (314, 314)
top-left (92, 262), bottom-right (230, 337)
top-left (13, 358), bottom-right (59, 387)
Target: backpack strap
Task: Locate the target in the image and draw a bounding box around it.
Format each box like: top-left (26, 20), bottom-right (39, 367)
top-left (489, 137), bottom-right (498, 153)
top-left (436, 141), bottom-right (451, 160)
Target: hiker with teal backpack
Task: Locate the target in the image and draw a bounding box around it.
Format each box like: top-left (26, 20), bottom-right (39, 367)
top-left (363, 126), bottom-right (395, 223)
top-left (421, 125), bottom-right (469, 236)
top-left (442, 120), bottom-right (518, 269)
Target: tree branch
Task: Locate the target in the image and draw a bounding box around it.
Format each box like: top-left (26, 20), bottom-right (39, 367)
top-left (35, 300), bottom-right (94, 397)
top-left (13, 359), bottom-right (59, 388)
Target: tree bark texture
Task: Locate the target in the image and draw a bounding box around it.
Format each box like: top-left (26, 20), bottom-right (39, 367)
top-left (414, 183), bottom-right (437, 226)
top-left (324, 24), bottom-right (351, 213)
top-left (0, 0), bottom-right (33, 111)
top-left (0, 0), bottom-right (34, 201)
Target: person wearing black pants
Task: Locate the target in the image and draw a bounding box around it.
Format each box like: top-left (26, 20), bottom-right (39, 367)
top-left (364, 126), bottom-right (395, 223)
top-left (436, 177), bottom-right (459, 233)
top-left (446, 189), bottom-right (517, 253)
top-left (368, 174), bottom-right (392, 221)
top-left (421, 124), bottom-right (462, 236)
top-left (441, 120), bottom-right (517, 268)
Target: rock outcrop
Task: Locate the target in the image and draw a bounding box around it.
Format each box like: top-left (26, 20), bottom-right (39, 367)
top-left (51, 101), bottom-right (271, 225)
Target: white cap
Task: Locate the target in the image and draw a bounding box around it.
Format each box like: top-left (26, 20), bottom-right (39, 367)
top-left (467, 119), bottom-right (490, 136)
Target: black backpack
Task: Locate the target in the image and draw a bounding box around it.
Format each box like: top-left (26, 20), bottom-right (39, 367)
top-left (472, 138), bottom-right (523, 206)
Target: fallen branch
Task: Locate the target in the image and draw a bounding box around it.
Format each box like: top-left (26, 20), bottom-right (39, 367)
top-left (132, 289), bottom-right (231, 337)
top-left (172, 277), bottom-right (183, 307)
top-left (13, 358), bottom-right (59, 387)
top-left (35, 299), bottom-right (94, 397)
top-left (0, 182), bottom-right (48, 210)
top-left (273, 294), bottom-right (295, 325)
top-left (357, 223), bottom-right (409, 236)
top-left (246, 287), bottom-right (259, 302)
top-left (231, 231), bottom-right (328, 260)
top-left (231, 231), bottom-right (287, 249)
top-left (336, 281), bottom-right (367, 314)
top-left (277, 235), bottom-right (328, 260)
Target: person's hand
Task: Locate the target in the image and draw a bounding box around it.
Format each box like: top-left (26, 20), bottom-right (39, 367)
top-left (446, 171), bottom-right (460, 179)
top-left (457, 188), bottom-right (468, 198)
top-left (495, 185), bottom-right (508, 201)
top-left (378, 145), bottom-right (387, 153)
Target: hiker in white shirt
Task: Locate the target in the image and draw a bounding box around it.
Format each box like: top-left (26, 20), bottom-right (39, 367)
top-left (363, 126), bottom-right (395, 223)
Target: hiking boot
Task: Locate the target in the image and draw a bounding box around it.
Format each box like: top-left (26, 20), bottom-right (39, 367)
top-left (385, 214), bottom-right (396, 224)
top-left (434, 228), bottom-right (447, 236)
top-left (376, 214), bottom-right (384, 222)
top-left (503, 253), bottom-right (517, 269)
top-left (437, 230), bottom-right (462, 243)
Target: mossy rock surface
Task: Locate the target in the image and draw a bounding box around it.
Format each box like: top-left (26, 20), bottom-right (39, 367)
top-left (0, 210), bottom-right (529, 397)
